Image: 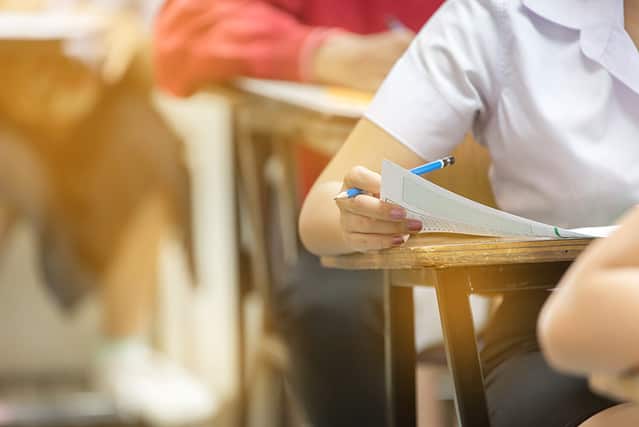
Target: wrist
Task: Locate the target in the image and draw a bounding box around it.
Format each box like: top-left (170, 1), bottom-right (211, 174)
top-left (304, 29), bottom-right (356, 84)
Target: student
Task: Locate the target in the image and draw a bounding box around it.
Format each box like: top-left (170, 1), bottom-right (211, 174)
top-left (0, 2), bottom-right (214, 424)
top-left (299, 0), bottom-right (639, 425)
top-left (154, 1), bottom-right (445, 425)
top-left (539, 206), bottom-right (639, 426)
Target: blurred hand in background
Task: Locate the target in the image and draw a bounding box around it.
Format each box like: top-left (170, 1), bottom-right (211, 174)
top-left (154, 0), bottom-right (440, 97)
top-left (311, 30), bottom-right (413, 92)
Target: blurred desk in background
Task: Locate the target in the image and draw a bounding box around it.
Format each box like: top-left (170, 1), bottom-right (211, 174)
top-left (229, 79), bottom-right (368, 427)
top-left (234, 78), bottom-right (370, 120)
top-left (322, 234), bottom-right (592, 427)
top-left (232, 79), bottom-right (368, 296)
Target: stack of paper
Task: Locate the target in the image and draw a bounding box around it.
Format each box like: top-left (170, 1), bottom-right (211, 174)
top-left (380, 160), bottom-right (616, 239)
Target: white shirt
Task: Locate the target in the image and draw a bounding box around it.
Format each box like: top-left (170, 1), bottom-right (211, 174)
top-left (366, 0), bottom-right (639, 228)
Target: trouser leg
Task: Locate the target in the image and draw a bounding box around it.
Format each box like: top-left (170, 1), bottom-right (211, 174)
top-left (272, 249), bottom-right (386, 427)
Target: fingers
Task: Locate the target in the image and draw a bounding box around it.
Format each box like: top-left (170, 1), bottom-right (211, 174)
top-left (338, 205), bottom-right (423, 252)
top-left (343, 232), bottom-right (407, 253)
top-left (336, 194), bottom-right (404, 222)
top-left (341, 211), bottom-right (423, 234)
top-left (338, 165), bottom-right (423, 253)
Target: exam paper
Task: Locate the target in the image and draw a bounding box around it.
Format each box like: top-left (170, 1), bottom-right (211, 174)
top-left (380, 160), bottom-right (615, 239)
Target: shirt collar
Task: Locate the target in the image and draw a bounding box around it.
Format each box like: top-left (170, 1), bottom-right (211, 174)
top-left (522, 0), bottom-right (624, 30)
top-left (523, 0), bottom-right (639, 95)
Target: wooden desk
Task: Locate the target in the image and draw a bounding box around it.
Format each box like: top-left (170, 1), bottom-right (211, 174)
top-left (322, 234), bottom-right (593, 427)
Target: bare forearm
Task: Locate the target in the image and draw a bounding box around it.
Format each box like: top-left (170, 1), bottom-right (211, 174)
top-left (540, 268), bottom-right (639, 375)
top-left (299, 180), bottom-right (351, 256)
top-left (540, 205), bottom-right (639, 375)
top-left (298, 119), bottom-right (424, 256)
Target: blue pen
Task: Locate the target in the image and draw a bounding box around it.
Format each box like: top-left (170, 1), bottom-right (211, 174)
top-left (386, 16), bottom-right (409, 33)
top-left (335, 156), bottom-right (455, 200)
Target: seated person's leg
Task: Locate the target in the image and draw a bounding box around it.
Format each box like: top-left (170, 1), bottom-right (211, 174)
top-left (44, 86), bottom-right (214, 425)
top-left (98, 193), bottom-right (165, 340)
top-left (272, 248), bottom-right (386, 427)
top-left (94, 192), bottom-right (214, 425)
top-left (0, 24), bottom-right (213, 424)
top-left (579, 404), bottom-right (639, 427)
top-left (483, 291), bottom-right (618, 427)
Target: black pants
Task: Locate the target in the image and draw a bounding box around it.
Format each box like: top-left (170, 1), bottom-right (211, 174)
top-left (482, 291), bottom-right (619, 427)
top-left (273, 252), bottom-right (618, 427)
top-left (271, 249), bottom-right (387, 426)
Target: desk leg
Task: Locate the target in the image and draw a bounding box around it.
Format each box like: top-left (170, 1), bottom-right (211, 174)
top-left (384, 275), bottom-right (416, 427)
top-left (435, 270), bottom-right (490, 427)
top-left (235, 109), bottom-right (271, 302)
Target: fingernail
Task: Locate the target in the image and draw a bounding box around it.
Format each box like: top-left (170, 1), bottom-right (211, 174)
top-left (392, 236), bottom-right (405, 246)
top-left (390, 208), bottom-right (406, 220)
top-left (407, 219), bottom-right (423, 232)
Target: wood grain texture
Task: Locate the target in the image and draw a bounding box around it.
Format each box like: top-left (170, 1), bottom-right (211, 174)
top-left (322, 233), bottom-right (593, 270)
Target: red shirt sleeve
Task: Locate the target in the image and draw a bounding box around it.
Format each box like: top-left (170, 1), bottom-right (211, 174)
top-left (154, 0), bottom-right (333, 96)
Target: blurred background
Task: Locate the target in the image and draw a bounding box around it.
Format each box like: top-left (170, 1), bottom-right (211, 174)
top-left (0, 1), bottom-right (240, 426)
top-left (0, 1), bottom-right (467, 426)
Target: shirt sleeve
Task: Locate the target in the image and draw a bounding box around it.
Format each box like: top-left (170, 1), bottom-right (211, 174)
top-left (153, 0), bottom-right (334, 96)
top-left (365, 0), bottom-right (506, 160)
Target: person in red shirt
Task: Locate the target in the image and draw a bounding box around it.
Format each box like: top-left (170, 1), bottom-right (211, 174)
top-left (154, 0), bottom-right (444, 196)
top-left (154, 1), bottom-right (444, 425)
top-left (154, 0), bottom-right (442, 95)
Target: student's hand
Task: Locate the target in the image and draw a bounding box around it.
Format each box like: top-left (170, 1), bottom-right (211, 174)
top-left (335, 166), bottom-right (423, 252)
top-left (311, 31), bottom-right (414, 92)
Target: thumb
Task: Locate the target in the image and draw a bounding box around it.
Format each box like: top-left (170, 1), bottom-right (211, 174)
top-left (343, 166), bottom-right (382, 195)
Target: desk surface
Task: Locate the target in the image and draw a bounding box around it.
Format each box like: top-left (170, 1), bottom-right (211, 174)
top-left (321, 233), bottom-right (594, 270)
top-left (234, 78), bottom-right (371, 118)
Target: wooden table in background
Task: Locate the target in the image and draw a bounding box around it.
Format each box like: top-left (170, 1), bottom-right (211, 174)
top-left (233, 92), bottom-right (358, 303)
top-left (230, 89), bottom-right (361, 426)
top-left (323, 234), bottom-right (593, 427)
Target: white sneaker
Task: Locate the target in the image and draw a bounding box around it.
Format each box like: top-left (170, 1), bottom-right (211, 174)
top-left (92, 341), bottom-right (217, 426)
